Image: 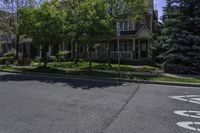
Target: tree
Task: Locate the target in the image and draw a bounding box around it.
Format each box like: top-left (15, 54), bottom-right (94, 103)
top-left (18, 0), bottom-right (66, 67)
top-left (77, 0), bottom-right (115, 70)
top-left (157, 0), bottom-right (200, 74)
top-left (151, 22), bottom-right (165, 65)
top-left (61, 0), bottom-right (149, 65)
top-left (0, 0), bottom-right (42, 61)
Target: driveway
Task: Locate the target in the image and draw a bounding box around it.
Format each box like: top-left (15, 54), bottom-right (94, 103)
top-left (0, 72), bottom-right (199, 133)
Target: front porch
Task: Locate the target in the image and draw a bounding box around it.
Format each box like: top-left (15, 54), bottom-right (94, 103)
top-left (91, 38), bottom-right (151, 62)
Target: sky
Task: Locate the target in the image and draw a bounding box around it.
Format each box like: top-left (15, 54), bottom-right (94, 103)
top-left (154, 0), bottom-right (166, 20)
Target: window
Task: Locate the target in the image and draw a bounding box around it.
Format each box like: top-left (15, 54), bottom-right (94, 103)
top-left (118, 20), bottom-right (135, 31)
top-left (129, 21), bottom-right (133, 30)
top-left (124, 20), bottom-right (128, 30)
top-left (141, 17), bottom-right (146, 25)
top-left (120, 21), bottom-right (123, 31)
top-left (119, 40), bottom-right (133, 51)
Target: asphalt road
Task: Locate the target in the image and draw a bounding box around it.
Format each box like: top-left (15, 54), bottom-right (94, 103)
top-left (0, 72), bottom-right (200, 133)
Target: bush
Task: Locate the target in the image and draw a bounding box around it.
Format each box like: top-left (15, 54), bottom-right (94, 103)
top-left (4, 50), bottom-right (16, 58)
top-left (162, 63), bottom-right (200, 75)
top-left (0, 50), bottom-right (16, 65)
top-left (33, 56), bottom-right (42, 63)
top-left (56, 51), bottom-right (70, 61)
top-left (0, 56), bottom-right (15, 64)
top-left (48, 56), bottom-right (57, 62)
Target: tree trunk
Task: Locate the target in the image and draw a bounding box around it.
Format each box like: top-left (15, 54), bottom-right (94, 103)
top-left (16, 34), bottom-right (19, 61)
top-left (44, 47), bottom-right (48, 67)
top-left (89, 48), bottom-right (92, 71)
top-left (107, 41), bottom-right (112, 69)
top-left (74, 43), bottom-right (78, 64)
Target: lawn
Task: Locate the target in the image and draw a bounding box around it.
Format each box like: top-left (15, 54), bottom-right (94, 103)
top-left (0, 63), bottom-right (200, 84)
top-left (48, 61), bottom-right (160, 73)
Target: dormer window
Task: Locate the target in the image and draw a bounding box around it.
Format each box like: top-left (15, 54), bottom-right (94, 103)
top-left (119, 20), bottom-right (135, 31)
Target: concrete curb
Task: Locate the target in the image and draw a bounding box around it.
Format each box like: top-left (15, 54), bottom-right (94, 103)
top-left (0, 70), bottom-right (200, 88)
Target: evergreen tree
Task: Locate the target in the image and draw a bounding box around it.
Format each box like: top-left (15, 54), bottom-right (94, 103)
top-left (177, 0), bottom-right (200, 74)
top-left (159, 0), bottom-right (200, 74)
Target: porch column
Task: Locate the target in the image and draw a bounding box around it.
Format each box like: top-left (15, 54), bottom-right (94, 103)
top-left (147, 39), bottom-right (151, 58)
top-left (138, 40), bottom-right (141, 58)
top-left (20, 43), bottom-right (23, 63)
top-left (48, 45), bottom-right (52, 56)
top-left (63, 42), bottom-right (65, 51)
top-left (71, 40), bottom-right (73, 59)
top-left (39, 45), bottom-right (42, 57)
top-left (107, 42), bottom-right (109, 59)
top-left (132, 38), bottom-right (135, 60)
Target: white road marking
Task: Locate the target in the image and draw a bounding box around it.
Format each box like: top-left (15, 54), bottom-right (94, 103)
top-left (169, 95), bottom-right (200, 105)
top-left (177, 122), bottom-right (200, 132)
top-left (174, 110), bottom-right (200, 118)
top-left (191, 98), bottom-right (200, 101)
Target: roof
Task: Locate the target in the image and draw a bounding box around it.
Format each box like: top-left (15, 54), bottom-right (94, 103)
top-left (135, 25), bottom-right (152, 39)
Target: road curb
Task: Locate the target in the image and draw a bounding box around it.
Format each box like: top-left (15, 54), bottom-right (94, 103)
top-left (0, 70), bottom-right (200, 88)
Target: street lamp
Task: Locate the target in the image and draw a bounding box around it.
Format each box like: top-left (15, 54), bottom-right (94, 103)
top-left (108, 7), bottom-right (121, 79)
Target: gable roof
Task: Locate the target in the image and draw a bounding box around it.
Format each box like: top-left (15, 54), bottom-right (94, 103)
top-left (135, 25), bottom-right (152, 39)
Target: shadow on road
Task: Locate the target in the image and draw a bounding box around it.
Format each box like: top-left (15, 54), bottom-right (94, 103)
top-left (0, 73), bottom-right (125, 89)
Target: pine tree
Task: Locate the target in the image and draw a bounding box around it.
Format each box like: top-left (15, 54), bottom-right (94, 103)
top-left (159, 0), bottom-right (200, 74)
top-left (177, 0), bottom-right (200, 74)
top-left (158, 0), bottom-right (181, 72)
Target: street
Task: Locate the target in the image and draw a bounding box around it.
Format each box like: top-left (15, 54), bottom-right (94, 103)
top-left (0, 72), bottom-right (200, 133)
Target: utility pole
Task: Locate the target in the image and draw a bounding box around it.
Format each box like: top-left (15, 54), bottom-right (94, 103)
top-left (116, 21), bottom-right (121, 80)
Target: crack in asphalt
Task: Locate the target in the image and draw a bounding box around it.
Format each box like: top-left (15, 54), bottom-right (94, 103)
top-left (101, 84), bottom-right (141, 133)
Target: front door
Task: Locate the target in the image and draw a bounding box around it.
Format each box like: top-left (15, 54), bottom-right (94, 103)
top-left (140, 40), bottom-right (148, 58)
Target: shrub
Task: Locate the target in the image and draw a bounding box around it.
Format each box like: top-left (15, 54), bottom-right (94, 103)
top-left (0, 50), bottom-right (16, 64)
top-left (56, 51), bottom-right (70, 61)
top-left (48, 56), bottom-right (57, 62)
top-left (4, 50), bottom-right (16, 58)
top-left (0, 56), bottom-right (15, 64)
top-left (33, 56), bottom-right (42, 63)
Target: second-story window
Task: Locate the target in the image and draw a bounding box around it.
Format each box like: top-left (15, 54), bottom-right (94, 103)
top-left (124, 20), bottom-right (128, 30)
top-left (119, 20), bottom-right (135, 31)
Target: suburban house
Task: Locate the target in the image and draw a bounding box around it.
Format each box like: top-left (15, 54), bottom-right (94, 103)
top-left (88, 0), bottom-right (158, 63)
top-left (59, 0), bottom-right (157, 64)
top-left (15, 0), bottom-right (157, 64)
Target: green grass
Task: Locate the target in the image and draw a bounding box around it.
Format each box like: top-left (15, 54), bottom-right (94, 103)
top-left (0, 64), bottom-right (200, 84)
top-left (128, 75), bottom-right (200, 84)
top-left (48, 61), bottom-right (160, 73)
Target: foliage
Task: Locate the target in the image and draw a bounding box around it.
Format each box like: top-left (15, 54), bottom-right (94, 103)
top-left (0, 57), bottom-right (13, 64)
top-left (107, 0), bottom-right (149, 20)
top-left (48, 56), bottom-right (57, 62)
top-left (0, 0), bottom-right (42, 60)
top-left (156, 0), bottom-right (200, 75)
top-left (151, 22), bottom-right (165, 66)
top-left (0, 50), bottom-right (16, 64)
top-left (56, 51), bottom-right (70, 61)
top-left (17, 0), bottom-right (150, 68)
top-left (33, 56), bottom-right (42, 63)
top-left (3, 50), bottom-right (16, 57)
top-left (76, 0), bottom-right (116, 70)
top-left (18, 0), bottom-right (66, 67)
